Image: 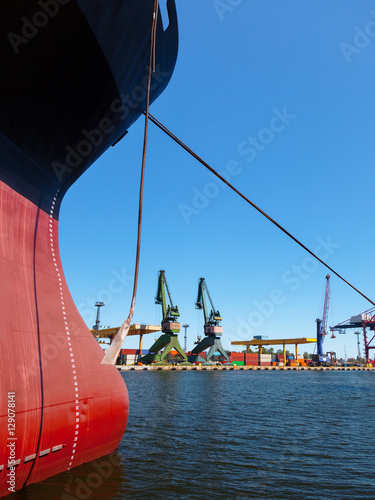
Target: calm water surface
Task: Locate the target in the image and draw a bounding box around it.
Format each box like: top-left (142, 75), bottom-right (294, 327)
top-left (12, 371), bottom-right (375, 499)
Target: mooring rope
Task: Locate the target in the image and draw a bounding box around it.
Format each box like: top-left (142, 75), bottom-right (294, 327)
top-left (146, 112), bottom-right (375, 308)
top-left (102, 0), bottom-right (159, 364)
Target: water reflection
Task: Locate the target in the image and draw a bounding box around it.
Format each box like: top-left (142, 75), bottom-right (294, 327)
top-left (12, 371), bottom-right (375, 499)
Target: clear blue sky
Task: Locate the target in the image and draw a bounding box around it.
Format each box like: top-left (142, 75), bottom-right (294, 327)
top-left (59, 0), bottom-right (375, 360)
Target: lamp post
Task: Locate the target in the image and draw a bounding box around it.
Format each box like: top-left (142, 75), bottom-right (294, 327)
top-left (94, 302), bottom-right (105, 338)
top-left (354, 331), bottom-right (362, 361)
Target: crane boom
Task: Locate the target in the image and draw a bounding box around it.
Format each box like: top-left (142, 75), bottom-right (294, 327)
top-left (196, 278), bottom-right (209, 324)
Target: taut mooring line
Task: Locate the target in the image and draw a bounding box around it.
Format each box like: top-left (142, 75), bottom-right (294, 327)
top-left (147, 112), bottom-right (375, 307)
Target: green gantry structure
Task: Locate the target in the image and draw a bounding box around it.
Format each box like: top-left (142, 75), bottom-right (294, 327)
top-left (140, 270), bottom-right (188, 364)
top-left (189, 277), bottom-right (230, 364)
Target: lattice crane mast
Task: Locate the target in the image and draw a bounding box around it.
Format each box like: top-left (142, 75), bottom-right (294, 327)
top-left (318, 274), bottom-right (331, 354)
top-left (313, 274), bottom-right (333, 366)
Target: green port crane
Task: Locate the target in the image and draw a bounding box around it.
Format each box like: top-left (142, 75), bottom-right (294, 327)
top-left (189, 278), bottom-right (230, 364)
top-left (156, 269), bottom-right (180, 329)
top-left (196, 277), bottom-right (222, 328)
top-left (140, 270), bottom-right (188, 364)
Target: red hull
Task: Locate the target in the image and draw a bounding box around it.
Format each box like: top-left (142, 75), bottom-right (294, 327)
top-left (0, 1), bottom-right (178, 495)
top-left (0, 182), bottom-right (129, 496)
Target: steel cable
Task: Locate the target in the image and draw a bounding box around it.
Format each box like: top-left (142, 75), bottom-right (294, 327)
top-left (102, 0), bottom-right (159, 364)
top-left (147, 112), bottom-right (375, 307)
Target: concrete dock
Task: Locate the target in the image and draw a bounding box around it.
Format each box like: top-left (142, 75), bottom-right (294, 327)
top-left (118, 365), bottom-right (374, 372)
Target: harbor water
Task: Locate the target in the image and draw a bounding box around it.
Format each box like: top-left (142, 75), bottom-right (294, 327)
top-left (12, 371), bottom-right (375, 499)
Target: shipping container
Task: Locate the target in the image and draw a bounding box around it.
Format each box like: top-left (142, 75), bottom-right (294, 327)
top-left (120, 348), bottom-right (149, 355)
top-left (120, 349), bottom-right (136, 355)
